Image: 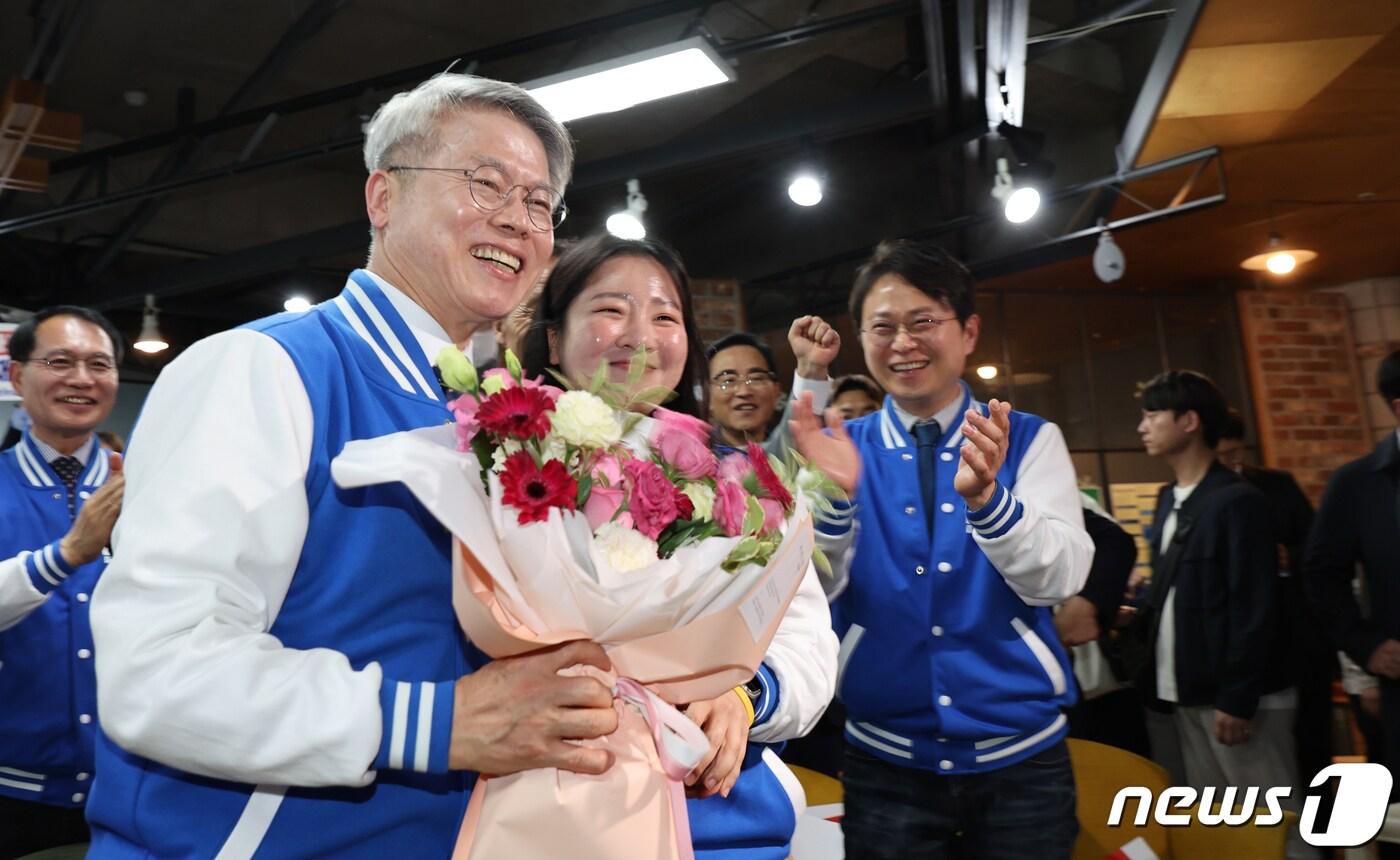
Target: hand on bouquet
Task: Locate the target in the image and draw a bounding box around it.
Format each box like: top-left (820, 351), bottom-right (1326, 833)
top-left (790, 391), bottom-right (861, 496)
top-left (449, 640), bottom-right (619, 776)
top-left (683, 691), bottom-right (750, 799)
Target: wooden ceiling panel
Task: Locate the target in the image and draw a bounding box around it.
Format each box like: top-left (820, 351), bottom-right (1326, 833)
top-left (1160, 37), bottom-right (1381, 119)
top-left (1187, 0), bottom-right (1400, 48)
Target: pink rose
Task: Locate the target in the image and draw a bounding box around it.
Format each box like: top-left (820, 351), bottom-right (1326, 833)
top-left (652, 407), bottom-right (712, 446)
top-left (584, 484), bottom-right (625, 531)
top-left (652, 419), bottom-right (716, 480)
top-left (624, 459), bottom-right (681, 540)
top-left (713, 479), bottom-right (750, 537)
top-left (717, 452), bottom-right (749, 484)
top-left (757, 498), bottom-right (785, 533)
top-left (447, 393), bottom-right (481, 449)
top-left (591, 453), bottom-right (624, 486)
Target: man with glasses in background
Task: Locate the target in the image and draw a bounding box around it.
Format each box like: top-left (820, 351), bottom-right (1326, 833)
top-left (792, 239), bottom-right (1092, 859)
top-left (706, 316), bottom-right (840, 457)
top-left (87, 74), bottom-right (621, 858)
top-left (0, 306), bottom-right (124, 857)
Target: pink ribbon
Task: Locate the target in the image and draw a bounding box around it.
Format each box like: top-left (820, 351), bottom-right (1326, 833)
top-left (614, 677), bottom-right (710, 860)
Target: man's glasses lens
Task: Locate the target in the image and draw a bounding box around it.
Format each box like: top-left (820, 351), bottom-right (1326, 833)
top-left (466, 165), bottom-right (566, 231)
top-left (34, 356), bottom-right (116, 375)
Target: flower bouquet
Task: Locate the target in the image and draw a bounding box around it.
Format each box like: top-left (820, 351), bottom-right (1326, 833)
top-left (329, 349), bottom-right (843, 860)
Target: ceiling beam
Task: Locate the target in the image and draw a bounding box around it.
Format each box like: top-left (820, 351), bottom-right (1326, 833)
top-left (48, 0), bottom-right (715, 176)
top-left (984, 0), bottom-right (1029, 129)
top-left (1114, 0), bottom-right (1204, 173)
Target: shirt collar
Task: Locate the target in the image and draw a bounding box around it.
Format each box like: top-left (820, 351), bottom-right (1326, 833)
top-left (30, 433), bottom-right (96, 467)
top-left (893, 388), bottom-right (968, 435)
top-left (360, 270), bottom-right (456, 369)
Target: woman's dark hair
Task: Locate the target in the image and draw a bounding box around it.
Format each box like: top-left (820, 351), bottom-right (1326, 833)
top-left (848, 239), bottom-right (975, 325)
top-left (8, 305), bottom-right (125, 365)
top-left (520, 233), bottom-right (709, 420)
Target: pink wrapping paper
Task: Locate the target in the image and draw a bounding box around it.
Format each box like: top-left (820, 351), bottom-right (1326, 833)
top-left (451, 514), bottom-right (814, 860)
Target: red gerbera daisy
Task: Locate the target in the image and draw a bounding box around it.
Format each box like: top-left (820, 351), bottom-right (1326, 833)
top-left (500, 451), bottom-right (578, 525)
top-left (747, 442), bottom-right (794, 511)
top-left (476, 385), bottom-right (553, 440)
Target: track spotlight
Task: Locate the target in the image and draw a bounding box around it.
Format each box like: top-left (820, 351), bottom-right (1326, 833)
top-left (606, 178), bottom-right (648, 239)
top-left (133, 294), bottom-right (169, 354)
top-left (787, 174), bottom-right (822, 207)
top-left (991, 158), bottom-right (1040, 224)
top-left (1240, 232), bottom-right (1317, 277)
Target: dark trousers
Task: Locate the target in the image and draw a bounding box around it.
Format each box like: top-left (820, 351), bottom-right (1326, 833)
top-left (841, 741), bottom-right (1078, 860)
top-left (0, 795), bottom-right (88, 860)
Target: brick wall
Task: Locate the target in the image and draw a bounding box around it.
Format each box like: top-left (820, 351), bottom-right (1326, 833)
top-left (1320, 277), bottom-right (1400, 444)
top-left (1237, 289), bottom-right (1373, 502)
top-left (690, 278), bottom-right (744, 346)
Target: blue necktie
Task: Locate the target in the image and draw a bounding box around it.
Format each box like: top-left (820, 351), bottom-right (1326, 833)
top-left (913, 420), bottom-right (941, 539)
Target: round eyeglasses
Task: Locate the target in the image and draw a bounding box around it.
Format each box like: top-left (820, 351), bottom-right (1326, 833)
top-left (710, 372), bottom-right (777, 392)
top-left (386, 163), bottom-right (567, 231)
top-left (26, 355), bottom-right (118, 376)
top-left (859, 316), bottom-right (959, 347)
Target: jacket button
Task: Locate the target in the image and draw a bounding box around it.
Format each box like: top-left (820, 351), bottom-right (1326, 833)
top-left (76, 593), bottom-right (89, 603)
top-left (915, 566), bottom-right (925, 575)
top-left (79, 714), bottom-right (92, 725)
top-left (905, 506), bottom-right (916, 515)
top-left (931, 626), bottom-right (944, 637)
top-left (938, 562), bottom-right (952, 573)
top-left (938, 695), bottom-right (952, 706)
top-left (72, 793), bottom-right (85, 803)
top-left (941, 503), bottom-right (955, 513)
top-left (940, 452), bottom-right (954, 462)
top-left (77, 649), bottom-right (92, 659)
top-left (940, 760), bottom-right (953, 771)
top-left (77, 772), bottom-right (90, 781)
top-left (79, 491), bottom-right (91, 499)
top-left (52, 493), bottom-right (62, 500)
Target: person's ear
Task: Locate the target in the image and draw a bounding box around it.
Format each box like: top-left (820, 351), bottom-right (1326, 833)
top-left (365, 170), bottom-right (395, 232)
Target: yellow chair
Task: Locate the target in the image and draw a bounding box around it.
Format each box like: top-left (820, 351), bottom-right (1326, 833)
top-left (789, 763), bottom-right (843, 807)
top-left (1069, 737), bottom-right (1296, 859)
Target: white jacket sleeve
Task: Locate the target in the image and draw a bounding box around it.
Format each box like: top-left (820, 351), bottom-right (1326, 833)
top-left (92, 329), bottom-right (387, 787)
top-left (0, 554), bottom-right (49, 631)
top-left (747, 562), bottom-right (837, 743)
top-left (968, 421), bottom-right (1093, 606)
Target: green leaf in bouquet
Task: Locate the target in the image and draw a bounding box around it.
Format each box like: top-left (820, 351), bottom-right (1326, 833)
top-left (504, 348), bottom-right (524, 383)
top-left (576, 473), bottom-right (593, 508)
top-left (627, 385), bottom-right (678, 412)
top-left (589, 357), bottom-right (610, 394)
top-left (626, 345), bottom-right (649, 388)
top-left (546, 367), bottom-right (578, 391)
top-left (434, 346), bottom-right (478, 393)
top-left (742, 496), bottom-right (766, 535)
top-left (811, 545), bottom-right (832, 578)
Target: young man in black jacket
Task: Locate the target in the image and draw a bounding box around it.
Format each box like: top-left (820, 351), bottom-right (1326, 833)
top-left (1137, 371), bottom-right (1305, 856)
top-left (1306, 349), bottom-right (1400, 799)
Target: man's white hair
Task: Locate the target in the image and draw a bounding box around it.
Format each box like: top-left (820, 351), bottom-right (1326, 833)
top-left (363, 73), bottom-right (574, 191)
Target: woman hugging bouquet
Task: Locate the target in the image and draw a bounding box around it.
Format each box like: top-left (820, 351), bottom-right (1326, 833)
top-left (331, 234), bottom-right (851, 860)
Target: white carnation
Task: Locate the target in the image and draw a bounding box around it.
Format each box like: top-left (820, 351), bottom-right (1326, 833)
top-left (539, 432), bottom-right (568, 464)
top-left (594, 521), bottom-right (659, 573)
top-left (551, 390), bottom-right (622, 448)
top-left (682, 482), bottom-right (715, 521)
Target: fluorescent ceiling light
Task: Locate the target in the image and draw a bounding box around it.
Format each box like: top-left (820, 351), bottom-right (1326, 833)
top-left (525, 37), bottom-right (735, 124)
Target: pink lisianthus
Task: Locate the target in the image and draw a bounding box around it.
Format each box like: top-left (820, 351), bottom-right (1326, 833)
top-left (757, 498), bottom-right (785, 533)
top-left (713, 478), bottom-right (750, 537)
top-left (591, 453), bottom-right (625, 486)
top-left (482, 368), bottom-right (562, 402)
top-left (447, 393), bottom-right (481, 449)
top-left (651, 410), bottom-right (716, 480)
top-left (624, 459), bottom-right (681, 540)
top-left (717, 452), bottom-right (749, 484)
